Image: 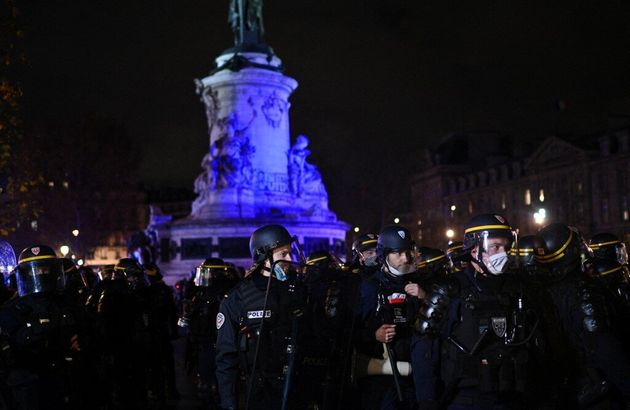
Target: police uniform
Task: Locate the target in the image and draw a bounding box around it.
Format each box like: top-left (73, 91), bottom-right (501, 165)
top-left (416, 215), bottom-right (547, 409)
top-left (181, 258), bottom-right (238, 407)
top-left (0, 245), bottom-right (82, 410)
top-left (215, 224), bottom-right (304, 410)
top-left (539, 224), bottom-right (630, 407)
top-left (215, 272), bottom-right (299, 409)
top-left (358, 226), bottom-right (440, 410)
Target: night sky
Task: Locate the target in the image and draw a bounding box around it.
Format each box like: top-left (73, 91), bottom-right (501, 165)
top-left (19, 1), bottom-right (630, 230)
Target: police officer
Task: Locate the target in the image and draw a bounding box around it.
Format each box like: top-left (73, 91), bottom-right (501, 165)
top-left (416, 214), bottom-right (546, 409)
top-left (538, 223), bottom-right (630, 407)
top-left (0, 245), bottom-right (82, 409)
top-left (216, 224), bottom-right (305, 410)
top-left (144, 263), bottom-right (180, 402)
top-left (589, 257), bottom-right (630, 344)
top-left (589, 232), bottom-right (629, 265)
top-left (351, 233), bottom-right (380, 276)
top-left (416, 247), bottom-right (449, 282)
top-left (445, 241), bottom-right (468, 274)
top-left (359, 225), bottom-right (437, 409)
top-left (509, 234), bottom-right (548, 284)
top-left (86, 257), bottom-right (147, 409)
top-left (298, 250), bottom-right (360, 408)
top-left (180, 258), bottom-right (239, 408)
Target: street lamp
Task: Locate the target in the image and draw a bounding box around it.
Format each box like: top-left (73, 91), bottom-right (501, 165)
top-left (393, 217), bottom-right (400, 224)
top-left (72, 229), bottom-right (79, 237)
top-left (446, 229), bottom-right (455, 239)
top-left (60, 245), bottom-right (69, 257)
top-left (353, 226), bottom-right (360, 233)
top-left (450, 205), bottom-right (456, 211)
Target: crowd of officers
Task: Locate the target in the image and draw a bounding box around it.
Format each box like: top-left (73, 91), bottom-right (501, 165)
top-left (205, 216), bottom-right (630, 410)
top-left (0, 247), bottom-right (179, 409)
top-left (0, 212), bottom-right (629, 410)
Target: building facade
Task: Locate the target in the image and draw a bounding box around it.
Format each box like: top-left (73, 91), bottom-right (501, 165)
top-left (407, 131), bottom-right (630, 247)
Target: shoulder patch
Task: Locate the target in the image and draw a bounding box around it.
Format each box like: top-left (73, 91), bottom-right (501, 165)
top-left (216, 312), bottom-right (225, 330)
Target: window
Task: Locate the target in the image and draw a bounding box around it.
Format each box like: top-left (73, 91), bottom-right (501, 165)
top-left (501, 193), bottom-right (506, 210)
top-left (577, 182), bottom-right (582, 193)
top-left (539, 189), bottom-right (545, 202)
top-left (525, 189), bottom-right (531, 205)
top-left (468, 200), bottom-right (473, 215)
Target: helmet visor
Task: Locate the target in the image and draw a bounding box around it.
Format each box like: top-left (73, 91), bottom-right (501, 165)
top-left (616, 243), bottom-right (628, 265)
top-left (16, 259), bottom-right (64, 296)
top-left (194, 265), bottom-right (222, 287)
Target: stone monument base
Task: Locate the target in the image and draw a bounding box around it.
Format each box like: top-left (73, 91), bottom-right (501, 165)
top-left (152, 217), bottom-right (348, 285)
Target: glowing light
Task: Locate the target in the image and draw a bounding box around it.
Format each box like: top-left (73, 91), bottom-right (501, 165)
top-left (450, 205), bottom-right (456, 211)
top-left (77, 259), bottom-right (84, 266)
top-left (446, 229), bottom-right (455, 239)
top-left (70, 254), bottom-right (76, 260)
top-left (393, 217), bottom-right (400, 224)
top-left (539, 189), bottom-right (545, 202)
top-left (353, 226), bottom-right (360, 233)
top-left (533, 208), bottom-right (546, 225)
top-left (60, 246), bottom-right (70, 257)
top-left (525, 189), bottom-right (531, 205)
top-left (72, 229), bottom-right (79, 237)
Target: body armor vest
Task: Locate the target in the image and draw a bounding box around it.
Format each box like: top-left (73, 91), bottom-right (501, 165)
top-left (188, 288), bottom-right (223, 342)
top-left (237, 277), bottom-right (293, 380)
top-left (443, 273), bottom-right (537, 395)
top-left (374, 272), bottom-right (420, 362)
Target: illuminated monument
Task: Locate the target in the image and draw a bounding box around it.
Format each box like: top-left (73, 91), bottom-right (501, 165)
top-left (149, 0), bottom-right (348, 281)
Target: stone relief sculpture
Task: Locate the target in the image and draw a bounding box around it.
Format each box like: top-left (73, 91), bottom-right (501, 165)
top-left (194, 111), bottom-right (256, 201)
top-left (288, 135), bottom-right (328, 198)
top-left (261, 91), bottom-right (286, 128)
top-left (195, 80), bottom-right (219, 140)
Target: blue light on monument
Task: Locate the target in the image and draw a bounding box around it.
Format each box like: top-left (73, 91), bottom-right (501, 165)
top-left (147, 1), bottom-right (348, 283)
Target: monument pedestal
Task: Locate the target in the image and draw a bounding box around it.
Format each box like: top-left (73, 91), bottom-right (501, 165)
top-left (149, 49), bottom-right (348, 284)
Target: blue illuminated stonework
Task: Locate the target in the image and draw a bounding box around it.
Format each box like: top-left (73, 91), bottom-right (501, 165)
top-left (149, 49), bottom-right (348, 283)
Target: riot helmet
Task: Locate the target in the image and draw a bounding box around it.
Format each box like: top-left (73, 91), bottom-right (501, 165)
top-left (78, 266), bottom-right (98, 290)
top-left (193, 257), bottom-right (239, 288)
top-left (510, 235), bottom-right (547, 278)
top-left (0, 239), bottom-right (16, 279)
top-left (16, 245), bottom-right (64, 297)
top-left (537, 223), bottom-right (589, 280)
top-left (351, 233), bottom-right (378, 266)
top-left (445, 240), bottom-right (468, 273)
top-left (61, 258), bottom-right (81, 291)
top-left (114, 257), bottom-right (149, 290)
top-left (249, 224), bottom-right (300, 263)
top-left (463, 214), bottom-right (515, 275)
top-left (98, 265), bottom-right (115, 281)
top-left (306, 250), bottom-right (343, 270)
top-left (144, 262), bottom-right (164, 284)
top-left (589, 233), bottom-right (628, 265)
top-left (416, 247), bottom-right (448, 277)
top-left (377, 225), bottom-right (418, 276)
top-left (590, 258), bottom-right (626, 282)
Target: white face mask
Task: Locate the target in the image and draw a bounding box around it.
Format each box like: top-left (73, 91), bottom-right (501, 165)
top-left (386, 260), bottom-right (417, 276)
top-left (486, 251), bottom-right (508, 275)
